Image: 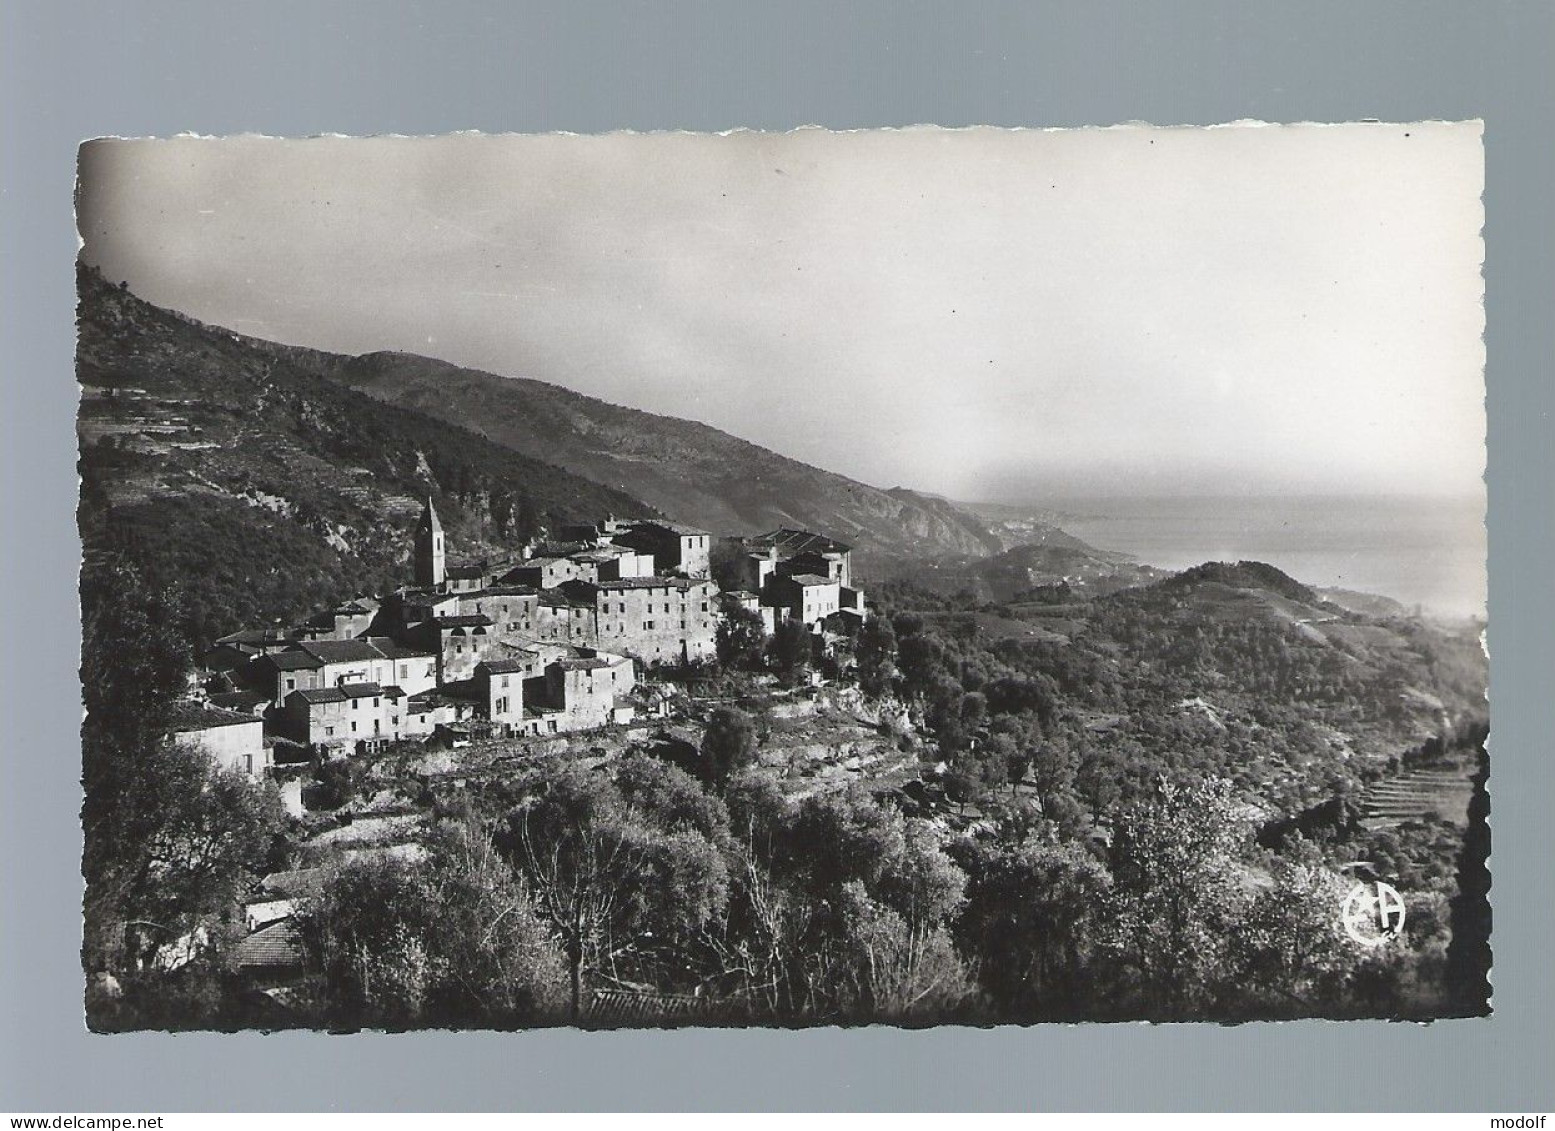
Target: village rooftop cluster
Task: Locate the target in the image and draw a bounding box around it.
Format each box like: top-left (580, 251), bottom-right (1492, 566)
top-left (170, 501), bottom-right (869, 796)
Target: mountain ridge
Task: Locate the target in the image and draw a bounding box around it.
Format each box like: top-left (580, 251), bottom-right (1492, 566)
top-left (308, 349), bottom-right (1005, 562)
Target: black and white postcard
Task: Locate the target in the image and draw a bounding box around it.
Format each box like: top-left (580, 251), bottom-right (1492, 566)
top-left (75, 124), bottom-right (1488, 1031)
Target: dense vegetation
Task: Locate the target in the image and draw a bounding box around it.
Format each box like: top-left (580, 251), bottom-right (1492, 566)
top-left (85, 553), bottom-right (1489, 1029)
top-left (77, 269), bottom-right (1489, 1029)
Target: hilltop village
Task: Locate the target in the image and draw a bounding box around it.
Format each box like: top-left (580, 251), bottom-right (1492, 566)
top-left (170, 500), bottom-right (868, 787)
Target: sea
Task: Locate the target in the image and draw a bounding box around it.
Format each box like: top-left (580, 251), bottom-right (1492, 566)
top-left (1036, 494), bottom-right (1487, 622)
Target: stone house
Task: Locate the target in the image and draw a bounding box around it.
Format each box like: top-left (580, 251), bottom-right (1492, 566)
top-left (771, 573), bottom-right (842, 629)
top-left (277, 682), bottom-right (410, 753)
top-left (170, 704), bottom-right (269, 777)
top-left (611, 520), bottom-right (712, 579)
top-left (588, 576), bottom-right (718, 665)
top-left (538, 652), bottom-right (637, 730)
top-left (252, 639), bottom-right (412, 707)
top-left (499, 556), bottom-right (582, 589)
top-left (475, 656), bottom-right (530, 730)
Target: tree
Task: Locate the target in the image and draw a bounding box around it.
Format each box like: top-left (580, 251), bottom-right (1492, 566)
top-left (498, 759), bottom-right (731, 1018)
top-left (715, 603), bottom-right (767, 671)
top-left (1074, 746), bottom-right (1125, 822)
top-left (700, 706), bottom-right (758, 786)
top-left (942, 759), bottom-right (984, 815)
top-left (854, 615), bottom-right (898, 699)
top-left (1223, 858), bottom-right (1360, 1018)
top-left (1104, 778), bottom-right (1251, 1017)
top-left (81, 559), bottom-right (284, 995)
top-left (953, 840), bottom-right (1112, 1020)
top-left (703, 788), bottom-right (974, 1021)
top-left (768, 619), bottom-right (813, 683)
top-left (299, 818), bottom-right (568, 1028)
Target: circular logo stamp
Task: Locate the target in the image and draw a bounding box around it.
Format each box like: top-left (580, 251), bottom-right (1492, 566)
top-left (1341, 880), bottom-right (1408, 947)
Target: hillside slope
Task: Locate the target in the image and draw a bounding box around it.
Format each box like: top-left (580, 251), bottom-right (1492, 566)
top-left (295, 350), bottom-right (1003, 563)
top-left (77, 266), bottom-right (652, 646)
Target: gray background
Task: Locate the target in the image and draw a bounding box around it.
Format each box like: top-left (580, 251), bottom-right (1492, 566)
top-left (2, 0), bottom-right (1550, 1113)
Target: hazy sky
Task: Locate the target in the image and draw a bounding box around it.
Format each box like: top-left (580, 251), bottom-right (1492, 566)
top-left (77, 124), bottom-right (1485, 502)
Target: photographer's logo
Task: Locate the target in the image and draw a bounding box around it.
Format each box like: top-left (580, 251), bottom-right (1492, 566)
top-left (1341, 879), bottom-right (1408, 947)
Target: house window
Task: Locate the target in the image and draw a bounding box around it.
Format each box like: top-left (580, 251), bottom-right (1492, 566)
top-left (373, 697), bottom-right (380, 707)
top-left (352, 699), bottom-right (359, 710)
top-left (285, 677), bottom-right (296, 691)
top-left (644, 620), bottom-right (655, 630)
top-left (351, 721), bottom-right (357, 733)
top-left (324, 726), bottom-right (334, 737)
top-left (399, 664), bottom-right (408, 679)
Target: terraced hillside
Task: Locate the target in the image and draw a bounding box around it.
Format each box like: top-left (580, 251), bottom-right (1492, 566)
top-left (77, 265), bottom-right (652, 646)
top-left (1363, 763), bottom-right (1478, 829)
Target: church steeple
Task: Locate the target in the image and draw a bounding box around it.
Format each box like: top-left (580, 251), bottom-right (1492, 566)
top-left (414, 496), bottom-right (446, 589)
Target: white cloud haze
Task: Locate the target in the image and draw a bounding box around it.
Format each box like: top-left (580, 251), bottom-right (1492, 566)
top-left (77, 124), bottom-right (1485, 503)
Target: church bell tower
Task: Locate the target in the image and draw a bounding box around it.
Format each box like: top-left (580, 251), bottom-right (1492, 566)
top-left (414, 496), bottom-right (446, 589)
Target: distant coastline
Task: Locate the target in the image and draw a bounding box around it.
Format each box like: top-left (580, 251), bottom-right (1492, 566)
top-left (1007, 493), bottom-right (1487, 621)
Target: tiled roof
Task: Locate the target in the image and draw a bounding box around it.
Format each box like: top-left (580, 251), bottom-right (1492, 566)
top-left (233, 918), bottom-right (305, 970)
top-left (786, 573), bottom-right (835, 587)
top-left (586, 988), bottom-right (720, 1023)
top-left (478, 658), bottom-right (530, 674)
top-left (591, 576), bottom-right (701, 592)
top-left (403, 586), bottom-right (458, 601)
top-left (631, 520), bottom-right (710, 537)
top-left (555, 657), bottom-right (614, 671)
top-left (300, 639), bottom-right (386, 665)
top-left (542, 585), bottom-right (596, 608)
top-left (291, 687), bottom-right (347, 705)
top-left (446, 562), bottom-right (488, 580)
top-left (169, 703), bottom-right (260, 731)
top-left (262, 650), bottom-right (324, 672)
top-left (362, 637), bottom-right (435, 660)
top-left (208, 690), bottom-right (270, 713)
top-left (475, 585), bottom-right (539, 598)
top-left (338, 682), bottom-right (384, 699)
top-left (754, 528), bottom-right (853, 556)
top-left (381, 685), bottom-right (407, 699)
top-left (215, 628), bottom-right (289, 646)
top-left (433, 614), bottom-right (494, 629)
